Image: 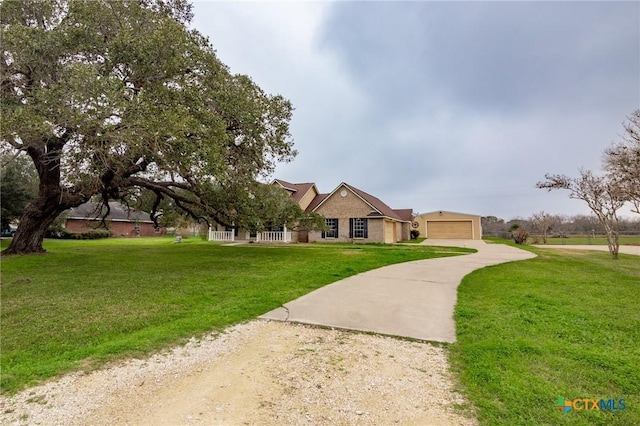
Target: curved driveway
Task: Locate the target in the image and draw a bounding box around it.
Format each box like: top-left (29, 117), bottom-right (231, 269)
top-left (261, 240), bottom-right (536, 343)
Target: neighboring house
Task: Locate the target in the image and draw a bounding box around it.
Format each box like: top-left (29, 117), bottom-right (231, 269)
top-left (274, 179), bottom-right (413, 243)
top-left (64, 202), bottom-right (159, 237)
top-left (413, 211), bottom-right (483, 240)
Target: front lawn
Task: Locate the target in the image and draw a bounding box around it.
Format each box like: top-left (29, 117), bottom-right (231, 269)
top-left (450, 247), bottom-right (640, 425)
top-left (0, 237), bottom-right (471, 394)
top-left (399, 237), bottom-right (427, 244)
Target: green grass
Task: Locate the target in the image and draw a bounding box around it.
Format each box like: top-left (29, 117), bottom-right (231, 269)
top-left (541, 236), bottom-right (640, 246)
top-left (0, 237), bottom-right (472, 394)
top-left (399, 237), bottom-right (427, 244)
top-left (450, 246), bottom-right (640, 425)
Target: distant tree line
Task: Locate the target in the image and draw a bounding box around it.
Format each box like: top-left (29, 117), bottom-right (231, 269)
top-left (482, 213), bottom-right (640, 241)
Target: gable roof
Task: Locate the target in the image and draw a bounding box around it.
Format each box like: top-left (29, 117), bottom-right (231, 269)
top-left (343, 183), bottom-right (409, 222)
top-left (393, 209), bottom-right (414, 222)
top-left (312, 182), bottom-right (411, 222)
top-left (306, 193), bottom-right (329, 212)
top-left (272, 179), bottom-right (318, 205)
top-left (67, 202), bottom-right (154, 223)
top-left (274, 179), bottom-right (412, 223)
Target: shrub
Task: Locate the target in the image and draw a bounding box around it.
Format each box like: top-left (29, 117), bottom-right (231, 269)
top-left (46, 227), bottom-right (70, 239)
top-left (46, 228), bottom-right (111, 240)
top-left (511, 226), bottom-right (528, 244)
top-left (82, 230), bottom-right (111, 239)
top-left (410, 229), bottom-right (420, 240)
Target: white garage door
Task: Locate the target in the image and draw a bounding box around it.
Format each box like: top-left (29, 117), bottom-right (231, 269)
top-left (427, 221), bottom-right (473, 239)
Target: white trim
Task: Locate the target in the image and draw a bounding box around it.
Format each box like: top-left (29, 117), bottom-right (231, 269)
top-left (312, 182), bottom-right (383, 215)
top-left (272, 179), bottom-right (297, 192)
top-left (208, 229), bottom-right (235, 242)
top-left (295, 183), bottom-right (320, 206)
top-left (418, 210), bottom-right (481, 218)
top-left (256, 231), bottom-right (292, 243)
top-left (273, 180), bottom-right (321, 208)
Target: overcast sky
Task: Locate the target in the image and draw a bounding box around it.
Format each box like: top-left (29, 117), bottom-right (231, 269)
top-left (191, 1), bottom-right (639, 220)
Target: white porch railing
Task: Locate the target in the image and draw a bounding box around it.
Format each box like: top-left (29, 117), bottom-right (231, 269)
top-left (208, 229), bottom-right (235, 242)
top-left (256, 231), bottom-right (292, 243)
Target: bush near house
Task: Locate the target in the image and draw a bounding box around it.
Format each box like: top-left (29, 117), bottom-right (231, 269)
top-left (509, 224), bottom-right (528, 244)
top-left (46, 229), bottom-right (112, 240)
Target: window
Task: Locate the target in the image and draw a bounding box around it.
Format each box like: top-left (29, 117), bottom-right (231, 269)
top-left (349, 218), bottom-right (368, 239)
top-left (322, 218), bottom-right (339, 238)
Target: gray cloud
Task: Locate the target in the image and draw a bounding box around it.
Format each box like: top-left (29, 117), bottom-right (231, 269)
top-left (191, 1), bottom-right (639, 219)
top-left (321, 2), bottom-right (638, 114)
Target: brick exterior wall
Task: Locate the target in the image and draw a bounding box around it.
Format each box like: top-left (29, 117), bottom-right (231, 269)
top-left (65, 219), bottom-right (158, 237)
top-left (401, 222), bottom-right (410, 241)
top-left (210, 183), bottom-right (410, 244)
top-left (308, 186), bottom-right (399, 243)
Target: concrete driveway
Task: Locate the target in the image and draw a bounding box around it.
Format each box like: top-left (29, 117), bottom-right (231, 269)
top-left (261, 240), bottom-right (536, 343)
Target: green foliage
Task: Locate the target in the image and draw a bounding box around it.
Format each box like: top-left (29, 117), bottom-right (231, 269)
top-left (410, 229), bottom-right (420, 239)
top-left (0, 238), bottom-right (469, 394)
top-left (0, 0), bottom-right (295, 253)
top-left (191, 182), bottom-right (308, 232)
top-left (295, 211), bottom-right (328, 232)
top-left (0, 153), bottom-right (37, 230)
top-left (46, 228), bottom-right (111, 240)
top-left (450, 248), bottom-right (640, 425)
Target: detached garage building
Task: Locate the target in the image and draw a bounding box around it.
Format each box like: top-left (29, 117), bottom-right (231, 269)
top-left (414, 211), bottom-right (482, 240)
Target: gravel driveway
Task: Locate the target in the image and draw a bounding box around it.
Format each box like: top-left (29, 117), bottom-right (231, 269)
top-left (0, 321), bottom-right (477, 425)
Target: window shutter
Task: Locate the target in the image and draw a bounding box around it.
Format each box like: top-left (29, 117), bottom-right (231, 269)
top-left (349, 218), bottom-right (353, 238)
top-left (363, 218), bottom-right (368, 238)
top-left (335, 219), bottom-right (339, 238)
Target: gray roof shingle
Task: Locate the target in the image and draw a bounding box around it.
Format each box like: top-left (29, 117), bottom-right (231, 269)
top-left (67, 202), bottom-right (153, 223)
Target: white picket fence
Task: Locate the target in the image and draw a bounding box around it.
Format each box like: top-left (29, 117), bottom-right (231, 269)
top-left (208, 226), bottom-right (291, 243)
top-left (208, 229), bottom-right (235, 242)
top-left (256, 231), bottom-right (292, 243)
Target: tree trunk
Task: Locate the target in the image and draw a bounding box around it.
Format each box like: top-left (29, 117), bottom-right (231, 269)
top-left (2, 135), bottom-right (87, 255)
top-left (1, 196), bottom-right (66, 255)
top-left (605, 230), bottom-right (620, 260)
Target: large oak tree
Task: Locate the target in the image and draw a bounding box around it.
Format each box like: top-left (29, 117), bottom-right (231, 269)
top-left (1, 0), bottom-right (296, 254)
